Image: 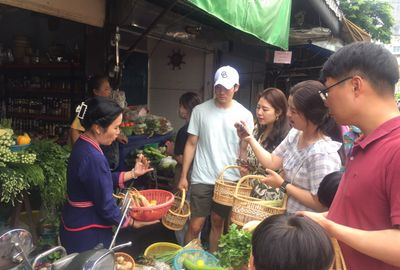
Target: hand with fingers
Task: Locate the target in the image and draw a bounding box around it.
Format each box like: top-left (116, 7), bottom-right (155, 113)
top-left (262, 168), bottom-right (285, 188)
top-left (178, 176), bottom-right (189, 191)
top-left (239, 166), bottom-right (250, 177)
top-left (296, 211), bottom-right (329, 230)
top-left (133, 154), bottom-right (154, 178)
top-left (234, 121), bottom-right (251, 141)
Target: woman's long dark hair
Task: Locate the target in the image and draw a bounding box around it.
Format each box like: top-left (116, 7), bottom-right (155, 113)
top-left (255, 88), bottom-right (291, 152)
top-left (290, 80), bottom-right (343, 143)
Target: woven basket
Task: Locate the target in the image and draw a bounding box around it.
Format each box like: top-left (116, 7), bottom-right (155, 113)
top-left (231, 175), bottom-right (288, 226)
top-left (162, 189), bottom-right (191, 231)
top-left (329, 238), bottom-right (347, 270)
top-left (115, 252), bottom-right (135, 270)
top-left (212, 165), bottom-right (252, 206)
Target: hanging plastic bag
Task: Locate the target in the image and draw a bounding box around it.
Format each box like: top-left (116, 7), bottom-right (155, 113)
top-left (111, 89), bottom-right (127, 108)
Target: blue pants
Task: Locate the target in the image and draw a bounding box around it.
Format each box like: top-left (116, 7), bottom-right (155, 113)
top-left (59, 225), bottom-right (113, 254)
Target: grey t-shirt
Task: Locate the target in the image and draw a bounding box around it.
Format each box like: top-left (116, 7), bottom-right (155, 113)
top-left (188, 99), bottom-right (254, 185)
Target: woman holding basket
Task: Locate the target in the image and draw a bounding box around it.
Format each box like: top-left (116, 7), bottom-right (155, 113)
top-left (60, 96), bottom-right (155, 254)
top-left (236, 80), bottom-right (343, 213)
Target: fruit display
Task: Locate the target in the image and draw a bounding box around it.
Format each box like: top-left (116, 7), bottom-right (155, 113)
top-left (0, 128), bottom-right (36, 165)
top-left (0, 145), bottom-right (36, 164)
top-left (17, 133), bottom-right (31, 145)
top-left (0, 119), bottom-right (69, 209)
top-left (120, 121), bottom-right (134, 136)
top-left (132, 116), bottom-right (147, 136)
top-left (0, 122), bottom-right (40, 205)
top-left (123, 114), bottom-right (173, 137)
top-left (0, 128), bottom-right (16, 147)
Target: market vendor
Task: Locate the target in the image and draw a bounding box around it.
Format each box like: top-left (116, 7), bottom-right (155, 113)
top-left (60, 96), bottom-right (155, 254)
top-left (69, 75), bottom-right (128, 171)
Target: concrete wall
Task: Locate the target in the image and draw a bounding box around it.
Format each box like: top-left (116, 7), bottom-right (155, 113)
top-left (147, 38), bottom-right (214, 130)
top-left (218, 42), bottom-right (266, 114)
top-left (146, 38), bottom-right (266, 130)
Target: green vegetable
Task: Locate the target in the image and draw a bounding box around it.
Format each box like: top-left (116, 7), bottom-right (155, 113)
top-left (0, 167), bottom-right (29, 205)
top-left (0, 125), bottom-right (39, 205)
top-left (8, 163), bottom-right (45, 187)
top-left (152, 250), bottom-right (179, 265)
top-left (256, 199), bottom-right (283, 207)
top-left (144, 147), bottom-right (166, 159)
top-left (0, 118), bottom-right (12, 129)
top-left (159, 156), bottom-right (177, 170)
top-left (28, 139), bottom-right (70, 213)
top-left (215, 224), bottom-right (252, 270)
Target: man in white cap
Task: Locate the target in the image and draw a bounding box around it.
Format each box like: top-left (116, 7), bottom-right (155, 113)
top-left (178, 65), bottom-right (254, 252)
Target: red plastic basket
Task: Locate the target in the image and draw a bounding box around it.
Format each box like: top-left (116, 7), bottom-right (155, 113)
top-left (129, 189), bottom-right (174, 221)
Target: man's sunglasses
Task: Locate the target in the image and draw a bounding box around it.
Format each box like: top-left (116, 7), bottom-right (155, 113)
top-left (319, 76), bottom-right (352, 101)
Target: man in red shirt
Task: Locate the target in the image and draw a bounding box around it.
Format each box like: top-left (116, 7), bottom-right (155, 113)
top-left (299, 42), bottom-right (400, 269)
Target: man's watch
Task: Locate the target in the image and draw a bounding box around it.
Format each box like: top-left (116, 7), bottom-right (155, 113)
top-left (279, 180), bottom-right (290, 193)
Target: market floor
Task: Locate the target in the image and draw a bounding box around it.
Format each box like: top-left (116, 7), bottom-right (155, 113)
top-left (115, 222), bottom-right (178, 258)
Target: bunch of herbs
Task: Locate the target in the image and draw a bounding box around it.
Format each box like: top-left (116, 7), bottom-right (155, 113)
top-left (215, 224), bottom-right (252, 270)
top-left (28, 140), bottom-right (70, 215)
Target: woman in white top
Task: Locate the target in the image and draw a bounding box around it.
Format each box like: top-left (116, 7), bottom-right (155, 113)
top-left (236, 80), bottom-right (343, 213)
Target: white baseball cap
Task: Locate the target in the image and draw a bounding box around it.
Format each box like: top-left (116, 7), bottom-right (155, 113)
top-left (214, 65), bottom-right (239, 90)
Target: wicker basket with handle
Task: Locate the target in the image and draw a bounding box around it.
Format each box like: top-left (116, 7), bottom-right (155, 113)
top-left (231, 175), bottom-right (288, 226)
top-left (212, 165), bottom-right (253, 206)
top-left (329, 238), bottom-right (347, 270)
top-left (162, 188), bottom-right (190, 231)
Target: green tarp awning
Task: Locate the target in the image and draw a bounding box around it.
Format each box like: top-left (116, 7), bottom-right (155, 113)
top-left (188, 0), bottom-right (292, 50)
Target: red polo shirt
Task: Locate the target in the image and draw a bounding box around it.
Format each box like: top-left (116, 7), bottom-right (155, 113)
top-left (328, 116), bottom-right (400, 270)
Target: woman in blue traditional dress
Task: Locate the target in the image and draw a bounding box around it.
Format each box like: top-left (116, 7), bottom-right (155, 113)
top-left (60, 96), bottom-right (154, 254)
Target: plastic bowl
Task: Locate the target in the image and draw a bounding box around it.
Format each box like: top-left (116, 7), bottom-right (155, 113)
top-left (144, 242), bottom-right (182, 257)
top-left (10, 143), bottom-right (31, 152)
top-left (173, 249), bottom-right (220, 270)
top-left (115, 252), bottom-right (135, 270)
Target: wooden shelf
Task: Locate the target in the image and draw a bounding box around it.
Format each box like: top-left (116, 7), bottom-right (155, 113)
top-left (10, 113), bottom-right (69, 122)
top-left (1, 63), bottom-right (82, 69)
top-left (6, 88), bottom-right (79, 96)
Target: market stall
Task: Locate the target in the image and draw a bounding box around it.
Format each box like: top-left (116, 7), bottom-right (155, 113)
top-left (116, 108), bottom-right (176, 189)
